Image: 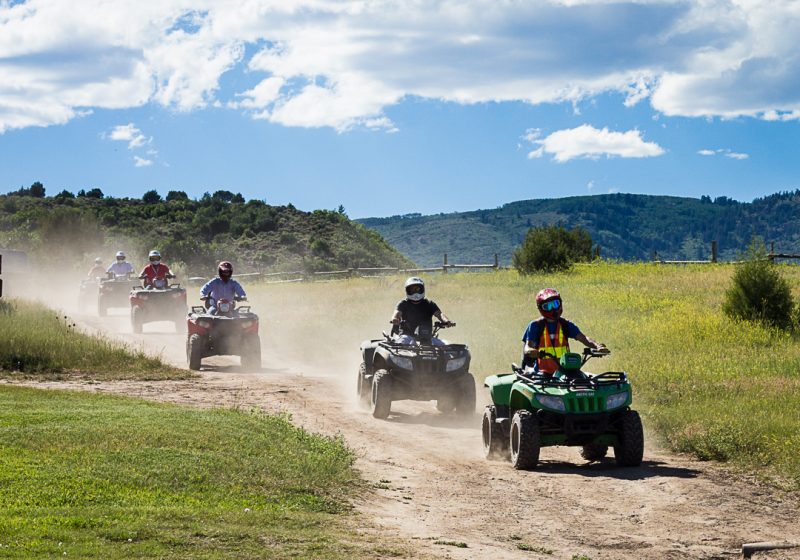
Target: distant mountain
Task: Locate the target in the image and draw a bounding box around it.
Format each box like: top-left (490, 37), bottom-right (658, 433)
top-left (358, 192), bottom-right (800, 267)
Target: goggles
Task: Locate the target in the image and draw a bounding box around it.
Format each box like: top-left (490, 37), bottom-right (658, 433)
top-left (149, 256), bottom-right (161, 262)
top-left (116, 256), bottom-right (126, 261)
top-left (540, 299), bottom-right (561, 312)
top-left (406, 284), bottom-right (424, 295)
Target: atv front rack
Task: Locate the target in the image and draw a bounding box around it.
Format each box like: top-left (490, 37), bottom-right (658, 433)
top-left (515, 369), bottom-right (629, 390)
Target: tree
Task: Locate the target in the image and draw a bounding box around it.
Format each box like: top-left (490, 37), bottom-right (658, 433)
top-left (513, 224), bottom-right (595, 274)
top-left (212, 190), bottom-right (235, 203)
top-left (142, 189), bottom-right (162, 204)
top-left (55, 189), bottom-right (75, 199)
top-left (30, 181), bottom-right (45, 198)
top-left (166, 190), bottom-right (189, 202)
top-left (722, 238), bottom-right (793, 330)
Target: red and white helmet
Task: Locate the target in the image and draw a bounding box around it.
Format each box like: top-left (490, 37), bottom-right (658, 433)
top-left (218, 261), bottom-right (233, 279)
top-left (535, 288), bottom-right (563, 320)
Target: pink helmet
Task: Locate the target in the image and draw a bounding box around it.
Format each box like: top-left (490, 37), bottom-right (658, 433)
top-left (535, 288), bottom-right (563, 320)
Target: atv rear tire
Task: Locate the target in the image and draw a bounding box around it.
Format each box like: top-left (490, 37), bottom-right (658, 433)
top-left (436, 397), bottom-right (456, 414)
top-left (482, 406), bottom-right (508, 460)
top-left (455, 373), bottom-right (477, 416)
top-left (510, 410), bottom-right (540, 470)
top-left (614, 410), bottom-right (644, 467)
top-left (187, 333), bottom-right (203, 371)
top-left (357, 362), bottom-right (372, 407)
top-left (131, 306), bottom-right (143, 334)
top-left (371, 369), bottom-right (392, 419)
top-left (241, 334), bottom-right (261, 370)
top-left (580, 443), bottom-right (609, 462)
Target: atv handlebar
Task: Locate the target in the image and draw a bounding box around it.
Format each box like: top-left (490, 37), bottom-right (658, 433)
top-left (434, 321), bottom-right (455, 328)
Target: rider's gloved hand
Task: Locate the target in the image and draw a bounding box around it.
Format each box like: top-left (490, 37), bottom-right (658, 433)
top-left (390, 317), bottom-right (400, 325)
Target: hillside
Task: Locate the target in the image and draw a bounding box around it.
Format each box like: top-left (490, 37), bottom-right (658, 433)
top-left (359, 191), bottom-right (800, 266)
top-left (0, 188), bottom-right (413, 274)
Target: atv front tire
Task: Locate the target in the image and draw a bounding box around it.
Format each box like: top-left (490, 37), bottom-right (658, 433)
top-left (455, 373), bottom-right (477, 416)
top-left (241, 334), bottom-right (261, 370)
top-left (614, 410), bottom-right (644, 467)
top-left (187, 333), bottom-right (203, 371)
top-left (131, 306), bottom-right (143, 334)
top-left (510, 410), bottom-right (540, 470)
top-left (482, 406), bottom-right (508, 460)
top-left (357, 362), bottom-right (372, 407)
top-left (580, 443), bottom-right (609, 462)
top-left (371, 369), bottom-right (392, 419)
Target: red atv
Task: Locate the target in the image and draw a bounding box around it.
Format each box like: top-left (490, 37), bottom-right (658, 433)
top-left (186, 298), bottom-right (261, 370)
top-left (129, 276), bottom-right (187, 334)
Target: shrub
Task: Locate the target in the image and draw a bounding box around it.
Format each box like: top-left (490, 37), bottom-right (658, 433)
top-left (512, 224), bottom-right (595, 274)
top-left (722, 239), bottom-right (793, 330)
top-left (142, 189), bottom-right (162, 204)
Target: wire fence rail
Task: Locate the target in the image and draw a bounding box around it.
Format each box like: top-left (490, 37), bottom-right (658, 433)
top-left (187, 253), bottom-right (502, 286)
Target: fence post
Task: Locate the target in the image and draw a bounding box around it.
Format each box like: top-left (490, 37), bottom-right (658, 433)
top-left (711, 241), bottom-right (717, 263)
top-left (443, 253), bottom-right (448, 274)
top-left (494, 253), bottom-right (499, 269)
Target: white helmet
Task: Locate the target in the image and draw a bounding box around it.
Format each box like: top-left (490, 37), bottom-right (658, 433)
top-left (115, 251), bottom-right (126, 260)
top-left (148, 250), bottom-right (161, 262)
top-left (404, 276), bottom-right (425, 301)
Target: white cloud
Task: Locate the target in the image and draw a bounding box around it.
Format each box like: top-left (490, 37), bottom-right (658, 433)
top-left (2, 1), bottom-right (800, 132)
top-left (525, 125), bottom-right (665, 162)
top-left (107, 123), bottom-right (150, 149)
top-left (133, 155), bottom-right (153, 167)
top-left (697, 148), bottom-right (749, 160)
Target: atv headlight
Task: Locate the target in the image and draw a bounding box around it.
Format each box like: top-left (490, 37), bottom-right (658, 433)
top-left (446, 356), bottom-right (467, 372)
top-left (535, 394), bottom-right (566, 412)
top-left (389, 355), bottom-right (414, 370)
top-left (198, 320), bottom-right (211, 329)
top-left (605, 391), bottom-right (629, 410)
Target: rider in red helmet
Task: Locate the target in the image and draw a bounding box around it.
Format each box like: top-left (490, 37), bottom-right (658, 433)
top-left (522, 288), bottom-right (606, 374)
top-left (199, 261), bottom-right (247, 314)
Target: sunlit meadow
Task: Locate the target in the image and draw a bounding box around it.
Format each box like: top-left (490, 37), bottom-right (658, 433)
top-left (250, 264), bottom-right (800, 488)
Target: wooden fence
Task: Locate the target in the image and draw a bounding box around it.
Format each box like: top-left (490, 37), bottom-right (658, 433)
top-left (187, 253), bottom-right (502, 286)
top-left (654, 241), bottom-right (797, 265)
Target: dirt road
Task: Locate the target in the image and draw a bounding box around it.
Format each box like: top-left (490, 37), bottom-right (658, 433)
top-left (19, 310), bottom-right (800, 560)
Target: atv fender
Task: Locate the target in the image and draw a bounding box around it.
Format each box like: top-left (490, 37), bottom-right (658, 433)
top-left (359, 339), bottom-right (382, 375)
top-left (484, 373), bottom-right (516, 408)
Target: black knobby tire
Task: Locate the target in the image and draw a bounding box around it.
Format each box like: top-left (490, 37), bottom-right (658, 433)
top-left (455, 373), bottom-right (477, 416)
top-left (614, 410), bottom-right (644, 467)
top-left (357, 362), bottom-right (372, 407)
top-left (510, 410), bottom-right (540, 470)
top-left (482, 406), bottom-right (509, 460)
top-left (131, 306), bottom-right (143, 334)
top-left (436, 392), bottom-right (456, 413)
top-left (580, 443), bottom-right (609, 462)
top-left (241, 334), bottom-right (261, 370)
top-left (187, 333), bottom-right (203, 371)
top-left (371, 369), bottom-right (392, 419)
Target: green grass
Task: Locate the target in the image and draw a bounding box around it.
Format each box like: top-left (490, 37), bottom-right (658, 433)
top-left (0, 299), bottom-right (189, 380)
top-left (248, 264), bottom-right (800, 488)
top-left (0, 385), bottom-right (394, 559)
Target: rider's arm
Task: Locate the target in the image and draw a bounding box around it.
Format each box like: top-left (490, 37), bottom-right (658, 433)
top-left (390, 309), bottom-right (402, 325)
top-left (523, 340), bottom-right (539, 355)
top-left (575, 333), bottom-right (605, 350)
top-left (434, 310), bottom-right (451, 324)
top-left (234, 281), bottom-right (246, 299)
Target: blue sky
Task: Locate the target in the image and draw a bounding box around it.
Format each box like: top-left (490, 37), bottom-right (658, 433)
top-left (1, 0), bottom-right (799, 218)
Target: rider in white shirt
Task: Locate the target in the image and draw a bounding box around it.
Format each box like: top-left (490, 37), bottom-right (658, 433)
top-left (106, 251), bottom-right (135, 277)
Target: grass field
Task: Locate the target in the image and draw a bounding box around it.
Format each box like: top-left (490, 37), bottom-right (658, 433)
top-left (0, 386), bottom-right (401, 559)
top-left (249, 264), bottom-right (800, 489)
top-left (0, 299), bottom-right (190, 379)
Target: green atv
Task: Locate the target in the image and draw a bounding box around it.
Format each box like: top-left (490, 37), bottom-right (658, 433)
top-left (482, 348), bottom-right (643, 470)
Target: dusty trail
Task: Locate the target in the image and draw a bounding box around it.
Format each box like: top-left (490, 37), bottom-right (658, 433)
top-left (14, 307), bottom-right (800, 560)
